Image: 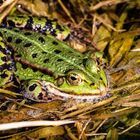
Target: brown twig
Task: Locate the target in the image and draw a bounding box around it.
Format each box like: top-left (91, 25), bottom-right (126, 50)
top-left (90, 0), bottom-right (129, 11)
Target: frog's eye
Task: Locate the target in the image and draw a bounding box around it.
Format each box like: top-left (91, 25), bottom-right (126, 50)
top-left (67, 73), bottom-right (82, 86)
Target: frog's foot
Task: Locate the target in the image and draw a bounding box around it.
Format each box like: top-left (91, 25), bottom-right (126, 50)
top-left (0, 37), bottom-right (14, 87)
top-left (22, 80), bottom-right (110, 103)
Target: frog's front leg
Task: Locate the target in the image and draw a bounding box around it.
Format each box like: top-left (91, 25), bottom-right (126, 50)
top-left (22, 80), bottom-right (46, 101)
top-left (0, 37), bottom-right (14, 86)
top-left (21, 80), bottom-right (64, 102)
top-left (15, 63), bottom-right (61, 102)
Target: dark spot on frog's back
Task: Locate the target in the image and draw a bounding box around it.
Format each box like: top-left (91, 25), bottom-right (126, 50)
top-left (32, 68), bottom-right (38, 72)
top-left (54, 50), bottom-right (61, 54)
top-left (15, 54), bottom-right (22, 57)
top-left (25, 16), bottom-right (33, 29)
top-left (21, 64), bottom-right (28, 69)
top-left (7, 20), bottom-right (15, 27)
top-left (29, 84), bottom-right (37, 91)
top-left (14, 29), bottom-right (20, 32)
top-left (32, 53), bottom-right (37, 58)
top-left (1, 56), bottom-right (7, 62)
top-left (24, 43), bottom-right (32, 47)
top-left (38, 37), bottom-right (45, 43)
top-left (52, 41), bottom-right (58, 45)
top-left (24, 32), bottom-right (32, 36)
top-left (42, 51), bottom-right (47, 54)
top-left (0, 45), bottom-right (6, 54)
top-left (0, 73), bottom-right (8, 78)
top-left (17, 15), bottom-right (24, 18)
top-left (57, 59), bottom-right (63, 62)
top-left (7, 36), bottom-right (12, 42)
top-left (15, 38), bottom-right (22, 44)
top-left (50, 30), bottom-right (57, 37)
top-left (56, 24), bottom-right (64, 31)
top-left (0, 63), bottom-right (11, 71)
top-left (0, 32), bottom-right (3, 37)
top-left (43, 58), bottom-right (49, 63)
top-left (83, 58), bottom-right (88, 65)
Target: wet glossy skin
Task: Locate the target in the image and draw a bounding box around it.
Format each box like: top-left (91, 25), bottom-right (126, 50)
top-left (0, 15), bottom-right (108, 102)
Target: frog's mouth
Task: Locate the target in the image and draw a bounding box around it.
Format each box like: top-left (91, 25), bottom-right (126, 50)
top-left (40, 82), bottom-right (110, 103)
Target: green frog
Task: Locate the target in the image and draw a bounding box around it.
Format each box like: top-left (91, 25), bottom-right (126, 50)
top-left (0, 15), bottom-right (109, 102)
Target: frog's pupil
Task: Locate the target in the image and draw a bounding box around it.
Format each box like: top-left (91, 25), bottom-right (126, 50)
top-left (29, 84), bottom-right (37, 91)
top-left (70, 76), bottom-right (77, 81)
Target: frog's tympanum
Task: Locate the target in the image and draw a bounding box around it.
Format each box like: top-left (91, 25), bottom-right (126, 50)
top-left (0, 15), bottom-right (108, 102)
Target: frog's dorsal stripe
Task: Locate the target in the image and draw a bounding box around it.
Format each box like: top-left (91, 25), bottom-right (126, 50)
top-left (0, 28), bottom-right (100, 84)
top-left (15, 62), bottom-right (54, 82)
top-left (15, 56), bottom-right (53, 76)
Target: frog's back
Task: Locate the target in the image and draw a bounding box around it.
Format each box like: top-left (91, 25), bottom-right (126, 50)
top-left (0, 28), bottom-right (87, 76)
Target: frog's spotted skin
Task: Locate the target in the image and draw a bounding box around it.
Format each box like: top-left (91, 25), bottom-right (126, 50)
top-left (0, 19), bottom-right (108, 102)
top-left (0, 16), bottom-right (108, 101)
top-left (0, 36), bottom-right (14, 86)
top-left (1, 28), bottom-right (85, 76)
top-left (3, 15), bottom-right (70, 40)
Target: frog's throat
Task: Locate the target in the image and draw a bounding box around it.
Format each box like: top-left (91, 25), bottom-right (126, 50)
top-left (42, 82), bottom-right (109, 102)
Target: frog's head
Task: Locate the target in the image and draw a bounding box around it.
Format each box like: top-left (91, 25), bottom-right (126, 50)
top-left (55, 59), bottom-right (108, 96)
top-left (22, 59), bottom-right (108, 102)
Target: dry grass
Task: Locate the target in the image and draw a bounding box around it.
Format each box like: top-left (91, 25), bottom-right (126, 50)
top-left (0, 0), bottom-right (140, 139)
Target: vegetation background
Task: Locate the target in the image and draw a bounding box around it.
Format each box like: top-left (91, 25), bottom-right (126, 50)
top-left (0, 0), bottom-right (140, 139)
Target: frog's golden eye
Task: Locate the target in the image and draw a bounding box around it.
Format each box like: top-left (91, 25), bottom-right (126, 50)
top-left (67, 73), bottom-right (82, 86)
